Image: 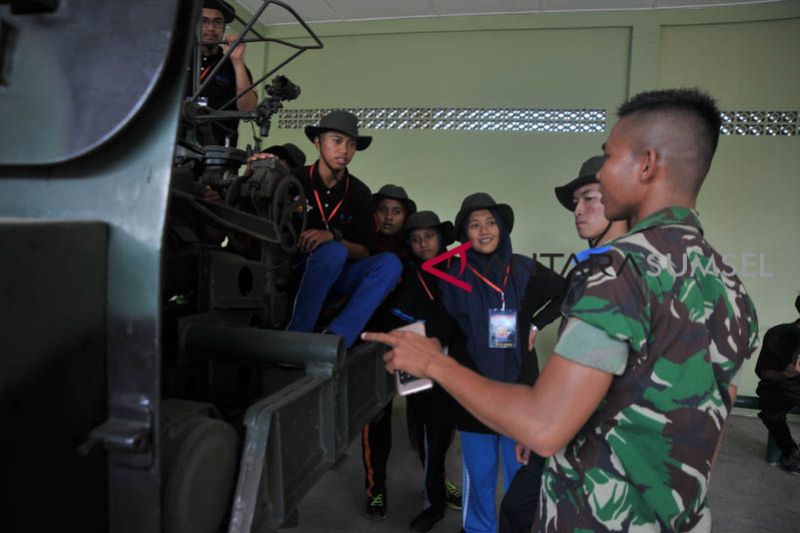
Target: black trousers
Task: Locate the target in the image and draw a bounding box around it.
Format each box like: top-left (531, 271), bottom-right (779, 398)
top-left (362, 400), bottom-right (393, 498)
top-left (757, 380), bottom-right (800, 458)
top-left (412, 420), bottom-right (454, 509)
top-left (498, 453), bottom-right (545, 533)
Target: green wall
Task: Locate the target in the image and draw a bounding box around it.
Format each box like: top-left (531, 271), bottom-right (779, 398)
top-left (240, 1), bottom-right (800, 397)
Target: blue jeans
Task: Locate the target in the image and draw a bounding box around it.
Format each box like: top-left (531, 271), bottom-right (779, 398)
top-left (460, 431), bottom-right (521, 533)
top-left (286, 241), bottom-right (402, 347)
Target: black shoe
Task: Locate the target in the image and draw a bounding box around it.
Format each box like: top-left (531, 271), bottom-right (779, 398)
top-left (409, 506), bottom-right (445, 532)
top-left (444, 479), bottom-right (462, 511)
top-left (780, 447), bottom-right (800, 475)
top-left (365, 493), bottom-right (387, 521)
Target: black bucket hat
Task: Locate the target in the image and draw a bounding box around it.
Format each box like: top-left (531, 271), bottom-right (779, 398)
top-left (454, 193), bottom-right (514, 242)
top-left (304, 111), bottom-right (372, 151)
top-left (554, 155), bottom-right (605, 211)
top-left (405, 211), bottom-right (455, 246)
top-left (263, 143), bottom-right (306, 170)
top-left (372, 184), bottom-right (417, 215)
top-left (203, 0), bottom-right (235, 23)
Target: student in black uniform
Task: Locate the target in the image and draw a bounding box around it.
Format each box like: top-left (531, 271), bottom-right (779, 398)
top-left (416, 194), bottom-right (565, 533)
top-left (392, 211), bottom-right (462, 531)
top-left (286, 111), bottom-right (402, 349)
top-left (192, 0), bottom-right (257, 146)
top-left (361, 184), bottom-right (416, 521)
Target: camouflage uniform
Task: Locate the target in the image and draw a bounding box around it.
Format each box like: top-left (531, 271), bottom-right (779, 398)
top-left (535, 207), bottom-right (759, 532)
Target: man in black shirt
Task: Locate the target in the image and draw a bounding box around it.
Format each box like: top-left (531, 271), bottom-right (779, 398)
top-left (286, 111), bottom-right (402, 348)
top-left (193, 0), bottom-right (257, 146)
top-left (756, 294), bottom-right (800, 474)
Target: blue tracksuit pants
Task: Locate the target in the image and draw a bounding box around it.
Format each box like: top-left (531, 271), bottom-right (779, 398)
top-left (286, 241), bottom-right (402, 347)
top-left (460, 431), bottom-right (521, 533)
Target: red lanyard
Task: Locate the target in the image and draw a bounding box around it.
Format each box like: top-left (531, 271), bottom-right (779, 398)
top-left (416, 269), bottom-right (434, 301)
top-left (309, 163), bottom-right (349, 230)
top-left (466, 262), bottom-right (511, 308)
top-left (199, 64), bottom-right (212, 81)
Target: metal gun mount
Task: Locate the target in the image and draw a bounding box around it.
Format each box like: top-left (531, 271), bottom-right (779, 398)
top-left (0, 1), bottom-right (393, 532)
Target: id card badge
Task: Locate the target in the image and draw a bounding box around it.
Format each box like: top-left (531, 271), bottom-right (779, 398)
top-left (488, 308), bottom-right (517, 349)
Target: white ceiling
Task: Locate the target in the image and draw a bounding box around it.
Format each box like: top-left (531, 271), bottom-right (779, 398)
top-left (237, 0), bottom-right (781, 25)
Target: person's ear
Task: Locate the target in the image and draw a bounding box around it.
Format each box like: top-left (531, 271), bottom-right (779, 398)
top-left (640, 148), bottom-right (658, 183)
top-left (313, 136), bottom-right (321, 152)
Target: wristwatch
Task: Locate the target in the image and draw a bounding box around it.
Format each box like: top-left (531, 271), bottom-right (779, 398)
top-left (530, 324), bottom-right (539, 333)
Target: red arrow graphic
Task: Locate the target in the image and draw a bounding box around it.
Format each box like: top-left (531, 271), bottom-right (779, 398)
top-left (421, 241), bottom-right (473, 293)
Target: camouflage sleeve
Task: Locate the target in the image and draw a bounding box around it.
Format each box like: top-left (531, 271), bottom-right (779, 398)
top-left (554, 318), bottom-right (629, 374)
top-left (563, 246), bottom-right (649, 354)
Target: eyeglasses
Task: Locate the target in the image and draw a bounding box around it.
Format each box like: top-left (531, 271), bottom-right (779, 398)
top-left (200, 17), bottom-right (225, 28)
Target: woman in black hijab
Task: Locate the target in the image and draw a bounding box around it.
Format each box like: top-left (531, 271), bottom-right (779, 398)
top-left (433, 193), bottom-right (564, 533)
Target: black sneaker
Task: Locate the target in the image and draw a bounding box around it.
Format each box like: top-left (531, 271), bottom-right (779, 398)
top-left (444, 480), bottom-right (462, 511)
top-left (409, 506), bottom-right (445, 532)
top-left (780, 447), bottom-right (800, 475)
top-left (365, 492), bottom-right (387, 521)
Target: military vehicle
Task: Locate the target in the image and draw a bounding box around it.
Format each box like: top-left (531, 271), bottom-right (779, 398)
top-left (0, 1), bottom-right (392, 531)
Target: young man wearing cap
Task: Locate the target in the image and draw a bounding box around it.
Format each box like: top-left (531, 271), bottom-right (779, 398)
top-left (193, 0), bottom-right (257, 147)
top-left (366, 88), bottom-right (759, 532)
top-left (555, 155), bottom-right (630, 249)
top-left (286, 111), bottom-right (402, 349)
top-left (360, 183), bottom-right (416, 521)
top-left (499, 156), bottom-right (629, 533)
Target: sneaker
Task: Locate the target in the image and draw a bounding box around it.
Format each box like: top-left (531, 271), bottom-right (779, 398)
top-left (780, 447), bottom-right (800, 475)
top-left (365, 492), bottom-right (387, 521)
top-left (409, 506), bottom-right (445, 532)
top-left (444, 480), bottom-right (462, 511)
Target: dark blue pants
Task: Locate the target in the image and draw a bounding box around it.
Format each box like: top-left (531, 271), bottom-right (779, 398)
top-left (286, 241), bottom-right (402, 347)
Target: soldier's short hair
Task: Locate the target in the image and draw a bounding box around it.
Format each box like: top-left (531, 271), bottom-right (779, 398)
top-left (618, 88), bottom-right (721, 189)
top-left (795, 293), bottom-right (800, 315)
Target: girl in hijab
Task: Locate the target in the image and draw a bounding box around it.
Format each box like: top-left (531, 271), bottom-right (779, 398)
top-left (431, 193), bottom-right (565, 533)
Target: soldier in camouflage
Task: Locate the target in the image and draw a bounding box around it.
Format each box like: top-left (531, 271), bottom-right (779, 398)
top-left (363, 88), bottom-right (759, 532)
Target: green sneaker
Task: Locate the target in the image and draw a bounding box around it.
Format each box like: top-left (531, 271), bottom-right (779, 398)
top-left (444, 480), bottom-right (462, 511)
top-left (365, 492), bottom-right (387, 521)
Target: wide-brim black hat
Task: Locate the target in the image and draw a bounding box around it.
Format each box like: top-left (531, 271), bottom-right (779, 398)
top-left (372, 184), bottom-right (417, 214)
top-left (263, 143), bottom-right (306, 169)
top-left (203, 0), bottom-right (235, 23)
top-left (305, 111), bottom-right (372, 151)
top-left (454, 193), bottom-right (514, 242)
top-left (405, 211), bottom-right (455, 246)
top-left (554, 155), bottom-right (605, 211)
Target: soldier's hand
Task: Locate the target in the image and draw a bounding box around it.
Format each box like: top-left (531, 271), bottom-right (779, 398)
top-left (225, 34), bottom-right (246, 63)
top-left (298, 229), bottom-right (333, 253)
top-left (361, 331), bottom-right (443, 378)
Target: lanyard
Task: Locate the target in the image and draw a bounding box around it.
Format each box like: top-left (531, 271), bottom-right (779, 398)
top-left (199, 64), bottom-right (213, 81)
top-left (309, 163), bottom-right (349, 230)
top-left (466, 262), bottom-right (511, 309)
top-left (416, 269), bottom-right (434, 301)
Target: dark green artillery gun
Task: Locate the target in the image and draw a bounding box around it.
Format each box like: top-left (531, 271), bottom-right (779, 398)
top-left (0, 1), bottom-right (392, 532)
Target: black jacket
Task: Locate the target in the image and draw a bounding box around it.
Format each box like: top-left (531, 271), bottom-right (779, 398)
top-left (428, 260), bottom-right (566, 434)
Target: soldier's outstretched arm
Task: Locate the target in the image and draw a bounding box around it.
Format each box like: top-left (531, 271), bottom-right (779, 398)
top-left (362, 330), bottom-right (613, 457)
